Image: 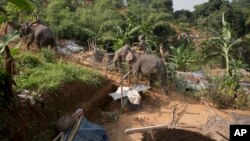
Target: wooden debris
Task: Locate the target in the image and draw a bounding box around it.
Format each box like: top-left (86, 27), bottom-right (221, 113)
top-left (203, 100), bottom-right (216, 115)
top-left (170, 107), bottom-right (176, 126)
top-left (124, 124), bottom-right (169, 134)
top-left (216, 131), bottom-right (229, 141)
top-left (52, 132), bottom-right (64, 141)
top-left (66, 116), bottom-right (83, 141)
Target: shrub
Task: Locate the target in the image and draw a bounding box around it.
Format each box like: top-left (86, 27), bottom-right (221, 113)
top-left (15, 51), bottom-right (105, 94)
top-left (40, 48), bottom-right (56, 63)
top-left (17, 52), bottom-right (44, 68)
top-left (207, 76), bottom-right (249, 109)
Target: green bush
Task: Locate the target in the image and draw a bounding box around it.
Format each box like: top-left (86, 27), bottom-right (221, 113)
top-left (17, 52), bottom-right (44, 68)
top-left (207, 76), bottom-right (249, 109)
top-left (40, 48), bottom-right (56, 63)
top-left (15, 51), bottom-right (104, 94)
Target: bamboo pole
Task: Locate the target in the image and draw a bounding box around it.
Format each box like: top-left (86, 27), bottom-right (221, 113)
top-left (124, 124), bottom-right (169, 134)
top-left (66, 116), bottom-right (83, 141)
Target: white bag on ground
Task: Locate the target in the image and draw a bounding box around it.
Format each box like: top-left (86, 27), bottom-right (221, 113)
top-left (127, 90), bottom-right (141, 105)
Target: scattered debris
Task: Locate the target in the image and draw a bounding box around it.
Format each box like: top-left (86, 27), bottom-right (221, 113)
top-left (109, 84), bottom-right (150, 101)
top-left (57, 40), bottom-right (84, 55)
top-left (175, 71), bottom-right (209, 91)
top-left (18, 90), bottom-right (36, 105)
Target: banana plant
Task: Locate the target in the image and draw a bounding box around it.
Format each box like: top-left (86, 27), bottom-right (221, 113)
top-left (169, 44), bottom-right (196, 72)
top-left (0, 31), bottom-right (20, 53)
top-left (203, 13), bottom-right (242, 76)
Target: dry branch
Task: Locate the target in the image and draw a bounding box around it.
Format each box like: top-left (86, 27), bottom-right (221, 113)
top-left (203, 100), bottom-right (216, 115)
top-left (170, 107), bottom-right (176, 126)
top-left (52, 132), bottom-right (64, 141)
top-left (216, 131), bottom-right (229, 141)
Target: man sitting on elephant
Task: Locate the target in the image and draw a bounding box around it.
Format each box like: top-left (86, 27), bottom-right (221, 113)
top-left (112, 44), bottom-right (133, 67)
top-left (132, 35), bottom-right (148, 55)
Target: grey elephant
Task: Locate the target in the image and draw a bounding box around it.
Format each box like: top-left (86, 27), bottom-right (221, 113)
top-left (20, 20), bottom-right (57, 50)
top-left (113, 44), bottom-right (133, 67)
top-left (126, 51), bottom-right (168, 95)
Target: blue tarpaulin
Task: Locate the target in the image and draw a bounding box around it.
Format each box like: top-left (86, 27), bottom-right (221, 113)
top-left (63, 117), bottom-right (109, 141)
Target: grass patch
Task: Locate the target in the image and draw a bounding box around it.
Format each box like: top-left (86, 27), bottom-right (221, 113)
top-left (15, 50), bottom-right (105, 94)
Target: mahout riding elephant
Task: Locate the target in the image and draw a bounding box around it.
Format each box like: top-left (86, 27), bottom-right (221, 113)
top-left (20, 19), bottom-right (57, 50)
top-left (125, 51), bottom-right (168, 95)
top-left (112, 44), bottom-right (133, 67)
top-left (131, 35), bottom-right (148, 55)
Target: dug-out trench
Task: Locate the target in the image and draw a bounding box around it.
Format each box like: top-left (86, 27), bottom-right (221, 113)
top-left (0, 80), bottom-right (117, 141)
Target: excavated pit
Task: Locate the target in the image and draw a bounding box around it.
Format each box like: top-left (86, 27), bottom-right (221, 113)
top-left (142, 128), bottom-right (214, 141)
top-left (0, 80), bottom-right (118, 141)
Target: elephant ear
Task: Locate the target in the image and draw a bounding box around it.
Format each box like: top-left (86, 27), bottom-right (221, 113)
top-left (125, 51), bottom-right (133, 61)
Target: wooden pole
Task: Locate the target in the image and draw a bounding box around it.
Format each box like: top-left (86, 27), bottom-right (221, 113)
top-left (119, 67), bottom-right (124, 110)
top-left (119, 69), bottom-right (132, 110)
top-left (66, 116), bottom-right (83, 141)
top-left (104, 53), bottom-right (108, 78)
top-left (124, 124), bottom-right (169, 134)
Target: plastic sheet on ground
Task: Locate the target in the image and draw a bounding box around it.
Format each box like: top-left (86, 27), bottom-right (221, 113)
top-left (108, 84), bottom-right (150, 101)
top-left (57, 40), bottom-right (84, 55)
top-left (108, 86), bottom-right (130, 100)
top-left (63, 117), bottom-right (109, 141)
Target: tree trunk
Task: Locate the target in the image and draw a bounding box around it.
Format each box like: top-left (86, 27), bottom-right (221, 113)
top-left (4, 46), bottom-right (14, 99)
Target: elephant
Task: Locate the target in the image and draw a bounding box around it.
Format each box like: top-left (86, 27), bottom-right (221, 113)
top-left (112, 44), bottom-right (133, 67)
top-left (125, 51), bottom-right (168, 95)
top-left (20, 20), bottom-right (57, 50)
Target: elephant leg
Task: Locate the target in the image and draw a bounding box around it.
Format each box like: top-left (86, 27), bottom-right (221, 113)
top-left (147, 74), bottom-right (154, 87)
top-left (36, 42), bottom-right (41, 49)
top-left (27, 34), bottom-right (34, 50)
top-left (27, 39), bottom-right (34, 50)
top-left (133, 72), bottom-right (139, 85)
top-left (113, 54), bottom-right (120, 67)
